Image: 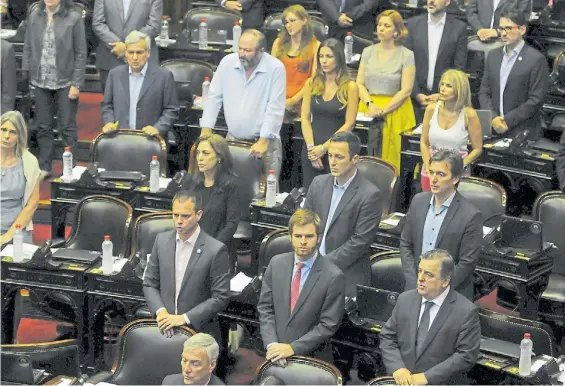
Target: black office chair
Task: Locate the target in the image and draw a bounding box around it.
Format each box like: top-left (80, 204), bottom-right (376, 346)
top-left (368, 376), bottom-right (397, 385)
top-left (458, 176), bottom-right (506, 226)
top-left (87, 319), bottom-right (196, 385)
top-left (183, 7), bottom-right (241, 42)
top-left (262, 12), bottom-right (328, 49)
top-left (254, 356), bottom-right (342, 385)
top-left (370, 250), bottom-right (404, 293)
top-left (479, 308), bottom-right (557, 357)
top-left (0, 339), bottom-right (81, 378)
top-left (357, 156), bottom-right (398, 215)
top-left (91, 130), bottom-right (168, 176)
top-left (257, 229), bottom-right (292, 270)
top-left (160, 59), bottom-right (214, 98)
top-left (352, 31), bottom-right (375, 56)
top-left (548, 114), bottom-right (565, 135)
top-left (129, 211), bottom-right (174, 265)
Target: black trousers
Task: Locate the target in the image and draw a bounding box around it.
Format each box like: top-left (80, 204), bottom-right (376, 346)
top-left (34, 86), bottom-right (78, 171)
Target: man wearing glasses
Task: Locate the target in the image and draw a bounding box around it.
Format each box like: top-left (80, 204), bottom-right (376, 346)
top-left (478, 7), bottom-right (548, 141)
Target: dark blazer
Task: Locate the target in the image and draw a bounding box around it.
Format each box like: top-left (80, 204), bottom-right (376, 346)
top-left (304, 172), bottom-right (382, 297)
top-left (466, 0), bottom-right (530, 33)
top-left (257, 252), bottom-right (345, 361)
top-left (317, 0), bottom-right (380, 38)
top-left (92, 0), bottom-right (162, 71)
top-left (143, 229), bottom-right (231, 336)
top-left (557, 130), bottom-right (565, 194)
top-left (478, 43), bottom-right (549, 140)
top-left (162, 373), bottom-right (225, 385)
top-left (1, 39), bottom-right (16, 114)
top-left (400, 192), bottom-right (483, 300)
top-left (101, 63), bottom-right (179, 136)
top-left (215, 0), bottom-right (264, 29)
top-left (183, 177), bottom-right (241, 246)
top-left (404, 14), bottom-right (468, 97)
top-left (379, 288), bottom-right (481, 385)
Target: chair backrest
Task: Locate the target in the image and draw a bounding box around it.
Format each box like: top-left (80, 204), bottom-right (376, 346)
top-left (258, 229), bottom-right (292, 269)
top-left (228, 140), bottom-right (265, 220)
top-left (533, 191), bottom-right (565, 274)
top-left (370, 251), bottom-right (404, 293)
top-left (0, 339), bottom-right (80, 377)
top-left (255, 356), bottom-right (342, 385)
top-left (65, 195), bottom-right (133, 257)
top-left (160, 59), bottom-right (214, 98)
top-left (352, 31), bottom-right (375, 54)
top-left (183, 7), bottom-right (241, 41)
top-left (458, 176), bottom-right (506, 225)
top-left (262, 12), bottom-right (328, 45)
top-left (111, 319), bottom-right (195, 385)
top-left (357, 156), bottom-right (398, 215)
top-left (479, 308), bottom-right (556, 357)
top-left (91, 130), bottom-right (167, 176)
top-left (368, 376), bottom-right (397, 385)
top-left (130, 212), bottom-right (175, 259)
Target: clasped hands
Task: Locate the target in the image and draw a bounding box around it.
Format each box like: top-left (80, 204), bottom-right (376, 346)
top-left (266, 343), bottom-right (294, 367)
top-left (102, 122), bottom-right (160, 136)
top-left (492, 116), bottom-right (508, 134)
top-left (477, 28), bottom-right (498, 42)
top-left (156, 309), bottom-right (186, 338)
top-left (393, 368), bottom-right (427, 385)
top-left (308, 144), bottom-right (326, 170)
top-left (365, 103), bottom-right (386, 118)
top-left (109, 41), bottom-right (126, 60)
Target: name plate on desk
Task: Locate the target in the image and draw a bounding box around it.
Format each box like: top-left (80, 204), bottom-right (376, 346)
top-left (478, 249), bottom-right (553, 280)
top-left (53, 182), bottom-right (127, 201)
top-left (250, 204), bottom-right (292, 228)
top-left (135, 189), bottom-right (173, 212)
top-left (1, 262), bottom-right (88, 289)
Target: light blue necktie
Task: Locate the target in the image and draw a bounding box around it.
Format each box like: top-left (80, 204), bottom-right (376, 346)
top-left (340, 0), bottom-right (347, 12)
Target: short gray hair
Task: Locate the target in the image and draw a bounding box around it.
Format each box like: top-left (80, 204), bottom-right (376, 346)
top-left (420, 249), bottom-right (455, 281)
top-left (125, 30), bottom-right (151, 50)
top-left (183, 333), bottom-right (219, 363)
top-left (1, 110), bottom-right (28, 158)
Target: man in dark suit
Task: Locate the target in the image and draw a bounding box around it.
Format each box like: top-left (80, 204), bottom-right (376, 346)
top-left (557, 130), bottom-right (565, 194)
top-left (101, 30), bottom-right (179, 138)
top-left (92, 0), bottom-right (162, 92)
top-left (466, 0), bottom-right (530, 43)
top-left (478, 8), bottom-right (548, 141)
top-left (162, 333), bottom-right (225, 385)
top-left (404, 0), bottom-right (468, 120)
top-left (380, 249), bottom-right (481, 385)
top-left (400, 150), bottom-right (482, 300)
top-left (304, 132), bottom-right (382, 297)
top-left (316, 0), bottom-right (381, 40)
top-left (1, 38), bottom-right (16, 114)
top-left (258, 209), bottom-right (345, 364)
top-left (143, 191), bottom-right (230, 340)
top-left (218, 0), bottom-right (264, 29)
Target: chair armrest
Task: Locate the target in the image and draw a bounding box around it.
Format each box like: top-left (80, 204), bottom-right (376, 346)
top-left (233, 221), bottom-right (252, 240)
top-left (86, 371), bottom-right (114, 384)
top-left (50, 238), bottom-right (66, 248)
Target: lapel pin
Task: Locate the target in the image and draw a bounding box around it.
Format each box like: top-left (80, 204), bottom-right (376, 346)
top-left (518, 57), bottom-right (522, 61)
top-left (197, 249), bottom-right (202, 254)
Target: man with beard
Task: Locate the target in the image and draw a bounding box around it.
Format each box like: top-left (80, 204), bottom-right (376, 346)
top-left (200, 29), bottom-right (286, 182)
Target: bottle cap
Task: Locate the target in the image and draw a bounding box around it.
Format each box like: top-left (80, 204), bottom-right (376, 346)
top-left (152, 155), bottom-right (158, 160)
top-left (201, 18), bottom-right (206, 22)
top-left (15, 224), bottom-right (21, 229)
top-left (524, 333), bottom-right (531, 339)
top-left (235, 21), bottom-right (240, 25)
top-left (347, 31), bottom-right (353, 36)
top-left (204, 76), bottom-right (210, 81)
top-left (269, 169), bottom-right (275, 174)
top-left (104, 235), bottom-right (111, 241)
top-left (64, 146), bottom-right (71, 151)
top-left (162, 15), bottom-right (167, 20)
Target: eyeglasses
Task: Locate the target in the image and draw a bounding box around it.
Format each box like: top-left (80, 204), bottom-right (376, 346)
top-left (497, 25), bottom-right (519, 34)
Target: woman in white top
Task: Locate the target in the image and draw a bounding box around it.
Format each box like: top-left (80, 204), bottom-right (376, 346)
top-left (420, 69), bottom-right (483, 191)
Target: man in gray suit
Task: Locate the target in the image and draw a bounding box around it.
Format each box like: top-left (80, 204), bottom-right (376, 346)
top-left (143, 191), bottom-right (230, 340)
top-left (258, 209), bottom-right (345, 364)
top-left (400, 150), bottom-right (483, 301)
top-left (478, 8), bottom-right (548, 141)
top-left (218, 0), bottom-right (264, 29)
top-left (101, 30), bottom-right (179, 137)
top-left (380, 249), bottom-right (481, 385)
top-left (93, 0), bottom-right (162, 92)
top-left (1, 39), bottom-right (16, 114)
top-left (304, 132), bottom-right (382, 297)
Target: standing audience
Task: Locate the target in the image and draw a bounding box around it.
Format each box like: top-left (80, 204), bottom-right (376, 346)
top-left (1, 38), bottom-right (17, 114)
top-left (218, 0), bottom-right (264, 30)
top-left (420, 69), bottom-right (482, 192)
top-left (357, 10), bottom-right (416, 167)
top-left (23, 0), bottom-right (86, 179)
top-left (300, 39), bottom-right (358, 189)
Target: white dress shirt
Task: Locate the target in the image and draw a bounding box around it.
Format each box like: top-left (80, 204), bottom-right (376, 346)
top-left (427, 13), bottom-right (446, 91)
top-left (418, 286), bottom-right (451, 330)
top-left (490, 0), bottom-right (501, 28)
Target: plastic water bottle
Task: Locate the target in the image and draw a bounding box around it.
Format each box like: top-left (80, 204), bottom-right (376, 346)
top-left (519, 333), bottom-right (533, 376)
top-left (12, 225), bottom-right (24, 262)
top-left (102, 235), bottom-right (113, 275)
top-left (199, 18), bottom-right (208, 49)
top-left (202, 76), bottom-right (210, 103)
top-left (344, 32), bottom-right (354, 64)
top-left (232, 21), bottom-right (242, 52)
top-left (62, 146), bottom-right (73, 182)
top-left (149, 155), bottom-right (160, 193)
top-left (265, 169), bottom-right (277, 207)
top-left (160, 15), bottom-right (169, 40)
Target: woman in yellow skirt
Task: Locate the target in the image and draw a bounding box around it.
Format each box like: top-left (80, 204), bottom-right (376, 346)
top-left (357, 10), bottom-right (416, 170)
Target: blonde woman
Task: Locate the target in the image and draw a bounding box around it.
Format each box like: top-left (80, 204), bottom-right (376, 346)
top-left (357, 10), bottom-right (416, 168)
top-left (272, 5), bottom-right (320, 114)
top-left (300, 38), bottom-right (359, 189)
top-left (420, 69), bottom-right (483, 191)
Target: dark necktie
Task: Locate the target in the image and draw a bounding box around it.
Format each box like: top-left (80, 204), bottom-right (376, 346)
top-left (290, 262), bottom-right (304, 313)
top-left (416, 301), bottom-right (434, 356)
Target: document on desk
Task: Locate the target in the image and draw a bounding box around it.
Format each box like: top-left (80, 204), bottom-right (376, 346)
top-left (356, 113), bottom-right (374, 122)
top-left (230, 272), bottom-right (253, 292)
top-left (1, 243), bottom-right (38, 259)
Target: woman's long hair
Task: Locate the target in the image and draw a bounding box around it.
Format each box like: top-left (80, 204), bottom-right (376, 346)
top-left (439, 69), bottom-right (472, 114)
top-left (189, 134), bottom-right (236, 190)
top-left (1, 111), bottom-right (28, 158)
top-left (273, 5), bottom-right (316, 62)
top-left (310, 38), bottom-right (351, 106)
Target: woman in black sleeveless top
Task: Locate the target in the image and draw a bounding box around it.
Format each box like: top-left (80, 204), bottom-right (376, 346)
top-left (300, 38), bottom-right (359, 189)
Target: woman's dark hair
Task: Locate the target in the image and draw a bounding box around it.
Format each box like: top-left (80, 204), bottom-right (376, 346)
top-left (310, 38), bottom-right (351, 106)
top-left (39, 0), bottom-right (73, 15)
top-left (190, 134), bottom-right (236, 190)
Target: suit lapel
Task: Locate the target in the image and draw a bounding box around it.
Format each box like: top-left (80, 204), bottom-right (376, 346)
top-left (116, 0), bottom-right (125, 23)
top-left (435, 193), bottom-right (461, 247)
top-left (120, 67), bottom-right (130, 109)
top-left (505, 44), bottom-right (528, 91)
top-left (137, 65), bottom-right (157, 105)
top-left (495, 0), bottom-right (507, 11)
top-left (409, 292), bottom-right (422, 362)
top-left (421, 18), bottom-right (429, 65)
top-left (287, 257), bottom-right (323, 324)
top-left (168, 231), bottom-right (177, 302)
top-left (435, 17), bottom-right (452, 71)
top-left (415, 193), bottom-right (433, 257)
top-left (178, 232), bottom-right (206, 292)
top-left (327, 174), bottom-right (360, 232)
top-left (321, 177), bottom-right (334, 229)
top-left (280, 255), bottom-right (294, 324)
top-left (124, 0), bottom-right (134, 23)
top-left (416, 289), bottom-right (456, 360)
